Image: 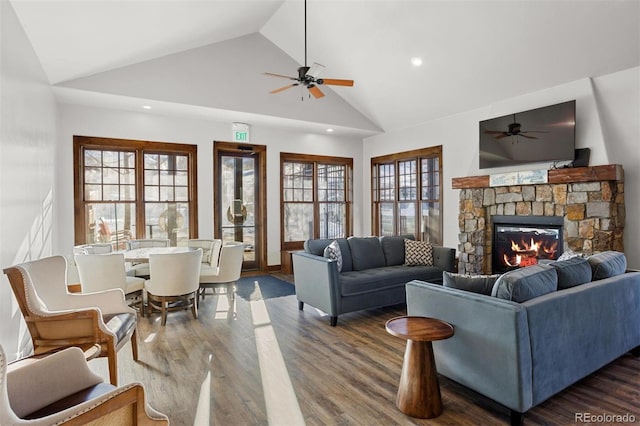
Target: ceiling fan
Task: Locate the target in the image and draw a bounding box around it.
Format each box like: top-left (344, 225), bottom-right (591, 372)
top-left (484, 114), bottom-right (549, 140)
top-left (263, 0), bottom-right (354, 99)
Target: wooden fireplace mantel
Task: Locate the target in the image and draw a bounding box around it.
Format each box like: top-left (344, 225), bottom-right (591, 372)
top-left (451, 164), bottom-right (623, 189)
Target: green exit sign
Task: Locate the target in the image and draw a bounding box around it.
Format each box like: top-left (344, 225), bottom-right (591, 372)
top-left (232, 122), bottom-right (250, 142)
top-left (234, 131), bottom-right (248, 142)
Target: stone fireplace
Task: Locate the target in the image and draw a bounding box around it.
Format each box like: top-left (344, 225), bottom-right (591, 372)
top-left (452, 165), bottom-right (625, 275)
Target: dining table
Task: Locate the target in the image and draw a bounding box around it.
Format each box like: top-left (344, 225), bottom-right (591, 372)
top-left (122, 246), bottom-right (196, 264)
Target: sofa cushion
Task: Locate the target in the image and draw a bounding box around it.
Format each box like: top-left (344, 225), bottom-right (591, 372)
top-left (550, 257), bottom-right (592, 289)
top-left (587, 251), bottom-right (627, 280)
top-left (323, 240), bottom-right (343, 272)
top-left (491, 264), bottom-right (558, 302)
top-left (340, 265), bottom-right (443, 296)
top-left (348, 237), bottom-right (386, 271)
top-left (304, 238), bottom-right (352, 272)
top-left (404, 239), bottom-right (433, 266)
top-left (380, 235), bottom-right (414, 266)
top-left (443, 271), bottom-right (500, 295)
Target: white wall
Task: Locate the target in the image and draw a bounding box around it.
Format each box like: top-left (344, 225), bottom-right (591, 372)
top-left (0, 0), bottom-right (58, 360)
top-left (56, 104), bottom-right (364, 266)
top-left (363, 67), bottom-right (640, 269)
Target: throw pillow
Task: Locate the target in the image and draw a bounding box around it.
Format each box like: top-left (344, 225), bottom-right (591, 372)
top-left (587, 251), bottom-right (627, 280)
top-left (557, 249), bottom-right (584, 261)
top-left (323, 240), bottom-right (343, 273)
top-left (491, 264), bottom-right (558, 302)
top-left (404, 239), bottom-right (433, 266)
top-left (443, 271), bottom-right (500, 295)
top-left (550, 257), bottom-right (592, 289)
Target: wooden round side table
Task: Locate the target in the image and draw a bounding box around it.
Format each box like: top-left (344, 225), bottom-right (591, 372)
top-left (385, 315), bottom-right (454, 418)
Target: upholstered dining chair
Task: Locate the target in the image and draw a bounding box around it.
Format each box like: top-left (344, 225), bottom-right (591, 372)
top-left (74, 252), bottom-right (146, 313)
top-left (125, 239), bottom-right (171, 278)
top-left (73, 243), bottom-right (113, 255)
top-left (199, 241), bottom-right (244, 301)
top-left (1, 344), bottom-right (168, 425)
top-left (3, 255), bottom-right (139, 385)
top-left (145, 249), bottom-right (202, 326)
top-left (188, 238), bottom-right (222, 275)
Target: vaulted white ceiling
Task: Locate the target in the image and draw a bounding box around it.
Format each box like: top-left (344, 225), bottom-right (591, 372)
top-left (10, 0), bottom-right (640, 136)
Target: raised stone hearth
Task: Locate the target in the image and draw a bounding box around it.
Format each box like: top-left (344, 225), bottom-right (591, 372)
top-left (452, 165), bottom-right (625, 274)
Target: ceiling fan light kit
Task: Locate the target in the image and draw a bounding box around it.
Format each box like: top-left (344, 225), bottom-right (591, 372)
top-left (263, 0), bottom-right (353, 100)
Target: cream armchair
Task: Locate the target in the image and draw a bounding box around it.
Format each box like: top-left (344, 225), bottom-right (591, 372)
top-left (1, 345), bottom-right (168, 425)
top-left (3, 255), bottom-right (138, 385)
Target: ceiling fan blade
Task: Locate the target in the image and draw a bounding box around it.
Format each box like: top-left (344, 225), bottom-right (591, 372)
top-left (263, 72), bottom-right (297, 80)
top-left (308, 85), bottom-right (325, 99)
top-left (269, 83), bottom-right (299, 94)
top-left (494, 134), bottom-right (510, 139)
top-left (306, 62), bottom-right (325, 79)
top-left (319, 78), bottom-right (354, 87)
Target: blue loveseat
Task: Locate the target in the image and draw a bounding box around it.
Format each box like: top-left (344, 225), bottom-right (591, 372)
top-left (292, 236), bottom-right (456, 326)
top-left (405, 251), bottom-right (640, 425)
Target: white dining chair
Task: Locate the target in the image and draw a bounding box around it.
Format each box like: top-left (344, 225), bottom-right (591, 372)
top-left (125, 239), bottom-right (171, 278)
top-left (145, 249), bottom-right (202, 326)
top-left (75, 253), bottom-right (146, 313)
top-left (73, 243), bottom-right (113, 254)
top-left (188, 238), bottom-right (222, 275)
top-left (199, 241), bottom-right (244, 301)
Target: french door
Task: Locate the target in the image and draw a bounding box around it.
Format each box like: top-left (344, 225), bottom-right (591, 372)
top-left (214, 142), bottom-right (266, 271)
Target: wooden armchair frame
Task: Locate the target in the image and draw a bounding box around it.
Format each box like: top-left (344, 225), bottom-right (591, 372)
top-left (3, 256), bottom-right (138, 385)
top-left (2, 345), bottom-right (168, 425)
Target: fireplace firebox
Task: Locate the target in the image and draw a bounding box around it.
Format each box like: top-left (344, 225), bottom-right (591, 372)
top-left (492, 215), bottom-right (564, 274)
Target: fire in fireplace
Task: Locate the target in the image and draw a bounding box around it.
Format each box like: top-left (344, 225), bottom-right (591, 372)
top-left (492, 215), bottom-right (564, 274)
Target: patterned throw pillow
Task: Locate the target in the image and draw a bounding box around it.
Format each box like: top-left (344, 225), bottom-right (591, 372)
top-left (557, 249), bottom-right (584, 261)
top-left (323, 240), bottom-right (343, 272)
top-left (404, 239), bottom-right (433, 266)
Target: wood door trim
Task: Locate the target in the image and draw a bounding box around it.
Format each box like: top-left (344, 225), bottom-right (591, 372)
top-left (213, 141), bottom-right (267, 272)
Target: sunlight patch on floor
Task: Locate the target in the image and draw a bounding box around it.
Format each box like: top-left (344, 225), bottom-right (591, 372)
top-left (214, 293), bottom-right (231, 319)
top-left (250, 284), bottom-right (305, 425)
top-left (193, 354), bottom-right (212, 426)
top-left (144, 332), bottom-right (156, 343)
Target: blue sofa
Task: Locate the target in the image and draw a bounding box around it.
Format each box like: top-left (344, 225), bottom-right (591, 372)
top-left (292, 236), bottom-right (456, 326)
top-left (405, 251), bottom-right (640, 425)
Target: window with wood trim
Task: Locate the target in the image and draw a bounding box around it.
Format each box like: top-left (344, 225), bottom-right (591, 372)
top-left (371, 146), bottom-right (442, 244)
top-left (73, 136), bottom-right (198, 249)
top-left (281, 153), bottom-right (352, 250)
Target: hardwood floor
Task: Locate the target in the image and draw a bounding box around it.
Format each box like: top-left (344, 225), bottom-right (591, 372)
top-left (88, 274), bottom-right (640, 425)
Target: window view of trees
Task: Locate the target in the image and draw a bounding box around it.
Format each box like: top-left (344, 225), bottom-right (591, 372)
top-left (74, 136), bottom-right (197, 248)
top-left (281, 153), bottom-right (352, 250)
top-left (371, 146), bottom-right (442, 244)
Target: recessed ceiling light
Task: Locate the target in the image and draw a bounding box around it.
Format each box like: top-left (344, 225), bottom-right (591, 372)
top-left (410, 57), bottom-right (423, 67)
top-left (326, 128), bottom-right (334, 133)
top-left (142, 105), bottom-right (152, 110)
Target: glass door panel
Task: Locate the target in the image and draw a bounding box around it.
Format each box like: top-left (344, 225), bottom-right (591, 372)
top-left (219, 154), bottom-right (258, 270)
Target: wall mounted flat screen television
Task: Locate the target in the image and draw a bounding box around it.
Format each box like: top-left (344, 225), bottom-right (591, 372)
top-left (479, 100), bottom-right (576, 169)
